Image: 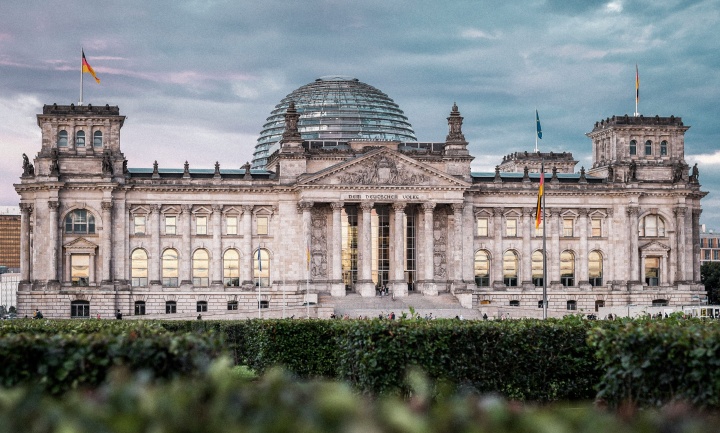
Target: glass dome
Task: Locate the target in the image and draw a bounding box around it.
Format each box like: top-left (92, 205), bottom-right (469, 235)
top-left (252, 75), bottom-right (417, 168)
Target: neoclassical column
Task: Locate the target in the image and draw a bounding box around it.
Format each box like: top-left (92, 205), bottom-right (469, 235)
top-left (19, 203), bottom-right (33, 282)
top-left (579, 208), bottom-right (589, 285)
top-left (550, 208), bottom-right (561, 284)
top-left (101, 201), bottom-right (113, 283)
top-left (692, 209), bottom-right (702, 282)
top-left (521, 207), bottom-right (533, 285)
top-left (149, 204), bottom-right (161, 285)
top-left (359, 202), bottom-right (374, 287)
top-left (493, 207), bottom-right (504, 286)
top-left (330, 202), bottom-right (344, 296)
top-left (241, 205), bottom-right (253, 285)
top-left (89, 252), bottom-right (96, 284)
top-left (392, 202), bottom-right (407, 296)
top-left (627, 206), bottom-right (640, 282)
top-left (180, 205), bottom-right (192, 285)
top-left (299, 201), bottom-right (314, 280)
top-left (211, 204), bottom-right (223, 285)
top-left (422, 202), bottom-right (436, 293)
top-left (48, 200), bottom-right (59, 281)
top-left (675, 207), bottom-right (686, 282)
top-left (452, 203), bottom-right (464, 285)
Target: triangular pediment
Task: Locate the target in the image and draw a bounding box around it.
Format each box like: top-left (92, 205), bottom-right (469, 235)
top-left (300, 148), bottom-right (469, 188)
top-left (640, 240), bottom-right (670, 254)
top-left (63, 237), bottom-right (98, 251)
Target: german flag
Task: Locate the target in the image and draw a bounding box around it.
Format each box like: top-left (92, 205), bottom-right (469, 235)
top-left (635, 64), bottom-right (639, 106)
top-left (535, 169), bottom-right (544, 229)
top-left (82, 50), bottom-right (100, 84)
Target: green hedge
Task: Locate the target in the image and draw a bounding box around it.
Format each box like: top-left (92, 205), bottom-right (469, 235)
top-left (589, 318), bottom-right (720, 408)
top-left (0, 323), bottom-right (223, 394)
top-left (1, 360), bottom-right (718, 433)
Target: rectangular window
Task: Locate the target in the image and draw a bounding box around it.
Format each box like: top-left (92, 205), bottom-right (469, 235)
top-left (226, 216), bottom-right (238, 235)
top-left (134, 216), bottom-right (146, 235)
top-left (196, 301), bottom-right (208, 312)
top-left (165, 302), bottom-right (176, 314)
top-left (257, 216), bottom-right (269, 235)
top-left (227, 301), bottom-right (238, 310)
top-left (714, 250), bottom-right (719, 261)
top-left (563, 218), bottom-right (574, 237)
top-left (196, 216), bottom-right (207, 235)
top-left (705, 250), bottom-right (712, 260)
top-left (71, 254), bottom-right (90, 286)
top-left (534, 220), bottom-right (544, 237)
top-left (165, 215), bottom-right (176, 235)
top-left (645, 257), bottom-right (660, 286)
top-left (505, 219), bottom-right (517, 237)
top-left (134, 302), bottom-right (146, 315)
top-left (477, 217), bottom-right (488, 237)
top-left (591, 218), bottom-right (602, 237)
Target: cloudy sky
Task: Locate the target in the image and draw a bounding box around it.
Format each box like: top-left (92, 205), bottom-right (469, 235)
top-left (1, 0), bottom-right (719, 226)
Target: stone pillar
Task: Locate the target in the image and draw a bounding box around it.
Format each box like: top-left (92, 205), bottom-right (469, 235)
top-left (579, 208), bottom-right (589, 287)
top-left (357, 201), bottom-right (375, 297)
top-left (493, 207), bottom-right (504, 288)
top-left (299, 201), bottom-right (313, 284)
top-left (89, 252), bottom-right (96, 284)
top-left (628, 206), bottom-right (640, 282)
top-left (422, 202), bottom-right (437, 295)
top-left (101, 201), bottom-right (113, 283)
top-left (463, 204), bottom-right (475, 284)
top-left (241, 205), bottom-right (253, 286)
top-left (392, 202), bottom-right (407, 297)
top-left (149, 204), bottom-right (161, 285)
top-left (675, 207), bottom-right (686, 283)
top-left (550, 208), bottom-right (560, 284)
top-left (48, 201), bottom-right (59, 282)
top-left (211, 204), bottom-right (223, 286)
top-left (330, 202), bottom-right (345, 296)
top-left (451, 203), bottom-right (465, 290)
top-left (692, 209), bottom-right (702, 282)
top-left (521, 207), bottom-right (533, 286)
top-left (20, 203), bottom-right (32, 282)
top-left (180, 205), bottom-right (192, 286)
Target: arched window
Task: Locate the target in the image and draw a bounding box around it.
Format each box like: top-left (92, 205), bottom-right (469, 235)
top-left (660, 140), bottom-right (668, 156)
top-left (629, 140), bottom-right (637, 156)
top-left (162, 249), bottom-right (179, 287)
top-left (93, 130), bottom-right (103, 147)
top-left (71, 300), bottom-right (90, 318)
top-left (645, 140), bottom-right (652, 155)
top-left (532, 250), bottom-right (544, 287)
top-left (223, 249), bottom-right (240, 287)
top-left (57, 130), bottom-right (68, 147)
top-left (253, 248), bottom-right (270, 287)
top-left (192, 249), bottom-right (209, 286)
top-left (561, 251), bottom-right (575, 287)
top-left (503, 250), bottom-right (518, 287)
top-left (76, 130), bottom-right (86, 147)
top-left (474, 250), bottom-right (490, 287)
top-left (567, 300), bottom-right (577, 310)
top-left (64, 209), bottom-right (96, 234)
top-left (134, 301), bottom-right (146, 315)
top-left (589, 251), bottom-right (603, 287)
top-left (165, 301), bottom-right (177, 314)
top-left (640, 215), bottom-right (666, 237)
top-left (131, 249), bottom-right (148, 287)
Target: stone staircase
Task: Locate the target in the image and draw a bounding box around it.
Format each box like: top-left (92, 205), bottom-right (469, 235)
top-left (318, 292), bottom-right (482, 319)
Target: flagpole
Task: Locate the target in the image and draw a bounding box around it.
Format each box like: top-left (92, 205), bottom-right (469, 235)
top-left (634, 64), bottom-right (639, 117)
top-left (306, 241), bottom-right (310, 319)
top-left (542, 161), bottom-right (548, 320)
top-left (79, 48), bottom-right (84, 106)
top-left (257, 249), bottom-right (261, 319)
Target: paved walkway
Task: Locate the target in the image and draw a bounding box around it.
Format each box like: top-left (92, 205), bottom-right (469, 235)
top-left (320, 292), bottom-right (483, 319)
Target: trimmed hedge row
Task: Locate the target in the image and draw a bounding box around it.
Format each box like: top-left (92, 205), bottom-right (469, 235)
top-left (0, 324), bottom-right (222, 394)
top-left (589, 318), bottom-right (720, 408)
top-left (1, 360), bottom-right (718, 433)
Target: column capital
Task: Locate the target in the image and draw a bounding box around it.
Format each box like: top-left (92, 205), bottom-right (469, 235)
top-left (578, 208), bottom-right (589, 217)
top-left (451, 203), bottom-right (465, 214)
top-left (627, 206), bottom-right (639, 217)
top-left (212, 204), bottom-right (223, 213)
top-left (422, 202), bottom-right (436, 212)
top-left (392, 202), bottom-right (407, 212)
top-left (360, 201), bottom-right (374, 212)
top-left (493, 207), bottom-right (504, 217)
top-left (241, 205), bottom-right (253, 214)
top-left (181, 204), bottom-right (192, 213)
top-left (606, 207), bottom-right (614, 217)
top-left (101, 201), bottom-right (113, 211)
top-left (674, 207), bottom-right (687, 217)
top-left (150, 204), bottom-right (162, 214)
top-left (48, 200), bottom-right (59, 210)
top-left (20, 203), bottom-right (34, 213)
top-left (297, 201), bottom-right (314, 213)
top-left (522, 206), bottom-right (534, 216)
top-left (331, 201), bottom-right (345, 211)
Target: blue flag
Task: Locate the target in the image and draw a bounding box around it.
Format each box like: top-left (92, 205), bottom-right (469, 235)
top-left (257, 249), bottom-right (262, 272)
top-left (536, 110), bottom-right (542, 140)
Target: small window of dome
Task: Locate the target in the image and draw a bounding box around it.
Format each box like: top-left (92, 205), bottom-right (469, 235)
top-left (76, 130), bottom-right (86, 147)
top-left (93, 131), bottom-right (103, 147)
top-left (645, 140), bottom-right (652, 155)
top-left (660, 140), bottom-right (668, 156)
top-left (629, 140), bottom-right (637, 156)
top-left (58, 130), bottom-right (68, 147)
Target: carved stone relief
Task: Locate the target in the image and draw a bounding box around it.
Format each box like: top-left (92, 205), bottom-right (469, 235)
top-left (337, 154), bottom-right (429, 185)
top-left (433, 208), bottom-right (448, 279)
top-left (310, 207), bottom-right (328, 278)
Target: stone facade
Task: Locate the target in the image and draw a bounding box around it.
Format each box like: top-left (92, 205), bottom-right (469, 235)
top-left (14, 103), bottom-right (706, 318)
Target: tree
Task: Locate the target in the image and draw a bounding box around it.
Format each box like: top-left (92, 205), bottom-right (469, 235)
top-left (700, 262), bottom-right (720, 304)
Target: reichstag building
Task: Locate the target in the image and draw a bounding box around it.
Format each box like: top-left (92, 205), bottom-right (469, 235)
top-left (15, 76), bottom-right (706, 318)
